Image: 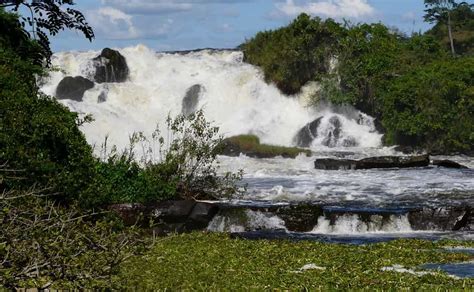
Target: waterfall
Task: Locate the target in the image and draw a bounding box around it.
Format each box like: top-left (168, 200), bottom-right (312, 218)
top-left (40, 44), bottom-right (382, 153)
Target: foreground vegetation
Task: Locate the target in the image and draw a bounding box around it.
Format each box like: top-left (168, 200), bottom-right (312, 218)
top-left (241, 1), bottom-right (474, 154)
top-left (120, 232), bottom-right (473, 290)
top-left (0, 5), bottom-right (240, 289)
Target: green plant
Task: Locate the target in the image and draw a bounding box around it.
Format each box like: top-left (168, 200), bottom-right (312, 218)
top-left (0, 186), bottom-right (148, 289)
top-left (381, 56), bottom-right (474, 153)
top-left (0, 48), bottom-right (96, 201)
top-left (84, 110), bottom-right (243, 207)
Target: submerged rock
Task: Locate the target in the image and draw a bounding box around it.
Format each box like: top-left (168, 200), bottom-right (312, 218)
top-left (55, 76), bottom-right (94, 101)
top-left (314, 154), bottom-right (430, 170)
top-left (182, 84), bottom-right (204, 116)
top-left (98, 91), bottom-right (107, 103)
top-left (321, 116), bottom-right (342, 147)
top-left (294, 117), bottom-right (322, 147)
top-left (93, 48), bottom-right (129, 83)
top-left (432, 159), bottom-right (468, 169)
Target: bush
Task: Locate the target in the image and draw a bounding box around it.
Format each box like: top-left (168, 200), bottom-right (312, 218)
top-left (83, 110), bottom-right (243, 207)
top-left (381, 57), bottom-right (474, 153)
top-left (0, 49), bottom-right (96, 201)
top-left (0, 186), bottom-right (148, 289)
top-left (241, 13), bottom-right (344, 95)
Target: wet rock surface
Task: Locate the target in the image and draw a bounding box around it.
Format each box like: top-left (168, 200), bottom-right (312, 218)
top-left (432, 159), bottom-right (469, 169)
top-left (109, 200), bottom-right (218, 235)
top-left (55, 76), bottom-right (94, 101)
top-left (93, 48), bottom-right (129, 83)
top-left (182, 84), bottom-right (203, 116)
top-left (294, 117), bottom-right (322, 147)
top-left (314, 154), bottom-right (430, 170)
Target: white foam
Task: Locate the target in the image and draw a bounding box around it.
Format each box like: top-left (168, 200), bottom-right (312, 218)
top-left (41, 45), bottom-right (382, 153)
top-left (311, 214), bottom-right (413, 234)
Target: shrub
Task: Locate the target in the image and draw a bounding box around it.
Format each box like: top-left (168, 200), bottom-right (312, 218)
top-left (0, 186), bottom-right (148, 289)
top-left (381, 57), bottom-right (474, 153)
top-left (0, 49), bottom-right (96, 201)
top-left (84, 110), bottom-right (243, 207)
top-left (241, 13), bottom-right (344, 95)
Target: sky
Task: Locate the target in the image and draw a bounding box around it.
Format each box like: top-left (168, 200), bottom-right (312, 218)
top-left (47, 0), bottom-right (449, 52)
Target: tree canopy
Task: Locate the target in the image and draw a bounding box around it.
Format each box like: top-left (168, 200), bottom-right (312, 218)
top-left (0, 0), bottom-right (94, 64)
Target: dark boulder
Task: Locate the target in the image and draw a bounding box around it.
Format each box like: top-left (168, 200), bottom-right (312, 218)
top-left (182, 84), bottom-right (203, 116)
top-left (109, 203), bottom-right (147, 226)
top-left (150, 200), bottom-right (196, 223)
top-left (322, 116), bottom-right (342, 147)
top-left (93, 48), bottom-right (129, 83)
top-left (294, 117), bottom-right (322, 147)
top-left (432, 159), bottom-right (468, 169)
top-left (408, 206), bottom-right (473, 231)
top-left (98, 91), bottom-right (107, 103)
top-left (314, 158), bottom-right (358, 170)
top-left (186, 202), bottom-right (219, 230)
top-left (275, 204), bottom-right (323, 232)
top-left (314, 154), bottom-right (430, 170)
top-left (55, 76), bottom-right (94, 101)
top-left (356, 154), bottom-right (429, 169)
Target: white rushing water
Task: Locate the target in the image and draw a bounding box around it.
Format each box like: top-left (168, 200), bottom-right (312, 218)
top-left (41, 45), bottom-right (474, 210)
top-left (41, 45), bottom-right (381, 151)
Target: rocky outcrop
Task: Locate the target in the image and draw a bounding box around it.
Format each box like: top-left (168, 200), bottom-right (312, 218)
top-left (432, 159), bottom-right (469, 169)
top-left (275, 205), bottom-right (323, 232)
top-left (55, 76), bottom-right (94, 101)
top-left (408, 206), bottom-right (472, 231)
top-left (109, 200), bottom-right (219, 235)
top-left (182, 84), bottom-right (203, 116)
top-left (98, 91), bottom-right (107, 103)
top-left (93, 48), bottom-right (129, 83)
top-left (322, 116), bottom-right (342, 147)
top-left (294, 117), bottom-right (322, 147)
top-left (220, 135), bottom-right (311, 159)
top-left (314, 154), bottom-right (430, 170)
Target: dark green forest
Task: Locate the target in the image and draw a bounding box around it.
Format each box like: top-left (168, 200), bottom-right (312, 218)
top-left (242, 2), bottom-right (474, 154)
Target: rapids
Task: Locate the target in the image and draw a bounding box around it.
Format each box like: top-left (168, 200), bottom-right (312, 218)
top-left (41, 45), bottom-right (474, 238)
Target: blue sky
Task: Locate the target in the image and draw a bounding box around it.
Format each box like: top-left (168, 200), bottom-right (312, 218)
top-left (48, 0), bottom-right (449, 52)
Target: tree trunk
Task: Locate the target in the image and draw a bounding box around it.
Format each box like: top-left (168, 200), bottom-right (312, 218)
top-left (447, 11), bottom-right (456, 57)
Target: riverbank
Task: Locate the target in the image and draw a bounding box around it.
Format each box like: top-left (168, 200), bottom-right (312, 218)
top-left (118, 232), bottom-right (473, 290)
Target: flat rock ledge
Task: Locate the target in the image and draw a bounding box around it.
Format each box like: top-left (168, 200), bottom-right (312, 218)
top-left (109, 200), bottom-right (218, 236)
top-left (314, 154), bottom-right (430, 170)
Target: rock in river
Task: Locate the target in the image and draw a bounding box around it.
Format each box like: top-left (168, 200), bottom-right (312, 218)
top-left (314, 154), bottom-right (430, 170)
top-left (55, 76), bottom-right (94, 101)
top-left (93, 48), bottom-right (129, 83)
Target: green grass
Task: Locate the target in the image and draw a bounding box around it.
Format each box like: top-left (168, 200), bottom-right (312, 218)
top-left (223, 135), bottom-right (311, 158)
top-left (120, 232), bottom-right (474, 290)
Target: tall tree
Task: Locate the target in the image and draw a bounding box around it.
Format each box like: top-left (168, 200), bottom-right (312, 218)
top-left (424, 0), bottom-right (466, 56)
top-left (0, 0), bottom-right (94, 65)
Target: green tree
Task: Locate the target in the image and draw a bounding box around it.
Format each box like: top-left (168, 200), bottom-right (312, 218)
top-left (0, 0), bottom-right (94, 65)
top-left (424, 0), bottom-right (472, 56)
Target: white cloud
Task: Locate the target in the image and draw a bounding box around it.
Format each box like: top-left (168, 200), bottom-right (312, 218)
top-left (275, 0), bottom-right (375, 19)
top-left (101, 0), bottom-right (193, 14)
top-left (88, 7), bottom-right (140, 39)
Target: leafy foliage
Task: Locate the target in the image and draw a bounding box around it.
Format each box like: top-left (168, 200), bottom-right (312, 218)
top-left (0, 186), bottom-right (148, 289)
top-left (426, 1), bottom-right (474, 55)
top-left (381, 56), bottom-right (474, 153)
top-left (243, 11), bottom-right (473, 153)
top-left (85, 111), bottom-right (243, 207)
top-left (241, 13), bottom-right (344, 95)
top-left (121, 232), bottom-right (473, 290)
top-left (0, 48), bottom-right (96, 200)
top-left (0, 0), bottom-right (94, 65)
